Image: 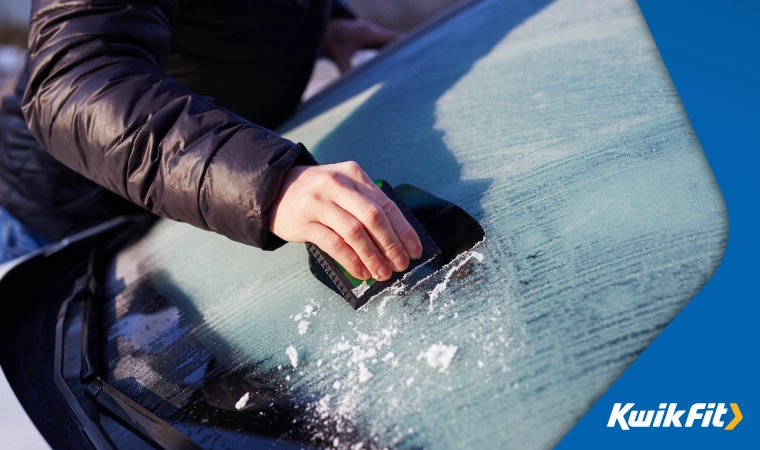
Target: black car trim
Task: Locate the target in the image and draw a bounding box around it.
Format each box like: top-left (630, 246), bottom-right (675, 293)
top-left (53, 253), bottom-right (117, 450)
top-left (53, 246), bottom-right (202, 449)
top-left (295, 0), bottom-right (483, 110)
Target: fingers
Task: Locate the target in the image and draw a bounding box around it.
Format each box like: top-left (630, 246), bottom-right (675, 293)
top-left (334, 190), bottom-right (414, 276)
top-left (358, 21), bottom-right (402, 49)
top-left (318, 204), bottom-right (392, 281)
top-left (333, 54), bottom-right (352, 73)
top-left (268, 162), bottom-right (423, 283)
top-left (334, 162), bottom-right (423, 263)
top-left (356, 183), bottom-right (423, 260)
top-left (308, 223), bottom-right (371, 281)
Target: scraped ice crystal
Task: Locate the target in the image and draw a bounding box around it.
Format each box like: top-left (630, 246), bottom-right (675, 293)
top-left (235, 392), bottom-right (250, 410)
top-left (429, 251), bottom-right (484, 310)
top-left (418, 343), bottom-right (458, 372)
top-left (358, 363), bottom-right (373, 382)
top-left (295, 301), bottom-right (319, 335)
top-left (352, 281), bottom-right (371, 296)
top-left (286, 345), bottom-right (298, 368)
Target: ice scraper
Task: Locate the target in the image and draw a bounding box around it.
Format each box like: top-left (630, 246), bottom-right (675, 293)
top-left (307, 180), bottom-right (484, 309)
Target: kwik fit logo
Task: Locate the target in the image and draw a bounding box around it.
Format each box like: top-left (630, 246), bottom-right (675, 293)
top-left (608, 403), bottom-right (743, 430)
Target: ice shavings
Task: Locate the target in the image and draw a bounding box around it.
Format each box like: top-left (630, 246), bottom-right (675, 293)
top-left (418, 343), bottom-right (458, 372)
top-left (352, 255), bottom-right (439, 309)
top-left (303, 321), bottom-right (402, 446)
top-left (294, 302), bottom-right (319, 321)
top-left (369, 255), bottom-right (440, 310)
top-left (235, 392), bottom-right (250, 410)
top-left (377, 296), bottom-right (392, 317)
top-left (294, 300), bottom-right (319, 335)
top-left (286, 345), bottom-right (299, 368)
top-left (108, 306), bottom-right (182, 350)
top-left (402, 254), bottom-right (439, 281)
top-left (294, 241), bottom-right (491, 447)
top-left (428, 250), bottom-right (485, 311)
top-left (352, 281), bottom-right (371, 297)
top-left (293, 269), bottom-right (513, 449)
top-left (357, 363), bottom-right (373, 382)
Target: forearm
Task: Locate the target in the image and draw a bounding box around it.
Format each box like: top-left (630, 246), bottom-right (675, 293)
top-left (23, 0), bottom-right (315, 248)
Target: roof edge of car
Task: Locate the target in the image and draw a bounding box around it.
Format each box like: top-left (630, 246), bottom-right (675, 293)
top-left (0, 216), bottom-right (133, 287)
top-left (296, 0), bottom-right (484, 110)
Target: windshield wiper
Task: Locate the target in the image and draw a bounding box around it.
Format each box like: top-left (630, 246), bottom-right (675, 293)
top-left (53, 248), bottom-right (115, 449)
top-left (54, 248), bottom-right (201, 450)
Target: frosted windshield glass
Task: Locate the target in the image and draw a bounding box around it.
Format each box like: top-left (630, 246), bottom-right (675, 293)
top-left (104, 0), bottom-right (727, 448)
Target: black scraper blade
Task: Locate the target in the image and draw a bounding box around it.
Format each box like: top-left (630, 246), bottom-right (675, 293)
top-left (393, 183), bottom-right (485, 264)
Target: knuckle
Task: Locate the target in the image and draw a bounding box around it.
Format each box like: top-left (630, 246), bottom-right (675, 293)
top-left (343, 160), bottom-right (362, 173)
top-left (344, 253), bottom-right (363, 273)
top-left (399, 228), bottom-right (419, 243)
top-left (362, 250), bottom-right (384, 268)
top-left (344, 219), bottom-right (364, 240)
top-left (322, 233), bottom-right (344, 251)
top-left (384, 243), bottom-right (405, 260)
top-left (377, 197), bottom-right (397, 214)
top-left (321, 171), bottom-right (343, 187)
top-left (365, 204), bottom-right (385, 227)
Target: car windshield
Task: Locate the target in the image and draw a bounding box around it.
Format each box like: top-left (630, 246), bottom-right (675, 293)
top-left (101, 0), bottom-right (727, 448)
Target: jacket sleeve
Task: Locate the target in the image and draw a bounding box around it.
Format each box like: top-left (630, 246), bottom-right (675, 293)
top-left (22, 0), bottom-right (317, 249)
top-left (331, 0), bottom-right (356, 19)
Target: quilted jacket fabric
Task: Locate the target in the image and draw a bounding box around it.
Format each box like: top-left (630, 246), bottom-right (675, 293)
top-left (0, 0), bottom-right (352, 248)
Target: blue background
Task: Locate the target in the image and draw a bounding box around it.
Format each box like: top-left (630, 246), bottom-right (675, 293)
top-left (559, 0), bottom-right (759, 447)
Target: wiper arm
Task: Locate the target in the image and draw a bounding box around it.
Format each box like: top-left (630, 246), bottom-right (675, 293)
top-left (53, 249), bottom-right (116, 450)
top-left (80, 246), bottom-right (101, 383)
top-left (56, 248), bottom-right (201, 450)
top-left (85, 379), bottom-right (200, 450)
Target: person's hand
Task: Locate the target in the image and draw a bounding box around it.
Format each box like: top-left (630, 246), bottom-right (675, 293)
top-left (320, 18), bottom-right (401, 73)
top-left (269, 162), bottom-right (423, 281)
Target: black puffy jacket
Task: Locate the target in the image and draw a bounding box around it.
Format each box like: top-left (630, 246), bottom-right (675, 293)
top-left (0, 0), bottom-right (353, 248)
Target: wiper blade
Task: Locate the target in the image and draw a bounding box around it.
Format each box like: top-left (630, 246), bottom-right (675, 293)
top-left (86, 378), bottom-right (200, 450)
top-left (54, 249), bottom-right (117, 450)
top-left (80, 247), bottom-right (102, 383)
top-left (56, 247), bottom-right (201, 450)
